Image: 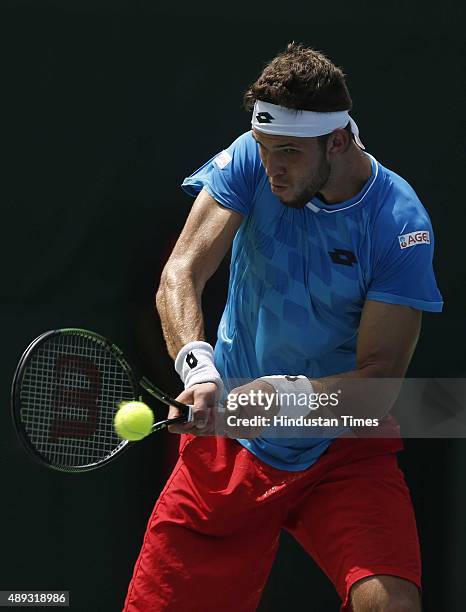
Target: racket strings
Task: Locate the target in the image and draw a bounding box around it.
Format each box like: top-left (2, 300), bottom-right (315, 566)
top-left (19, 333), bottom-right (137, 469)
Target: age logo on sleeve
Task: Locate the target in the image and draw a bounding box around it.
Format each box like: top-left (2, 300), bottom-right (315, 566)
top-left (398, 231), bottom-right (431, 249)
top-left (214, 150), bottom-right (232, 169)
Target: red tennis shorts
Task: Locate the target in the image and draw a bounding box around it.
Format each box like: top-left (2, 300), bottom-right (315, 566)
top-left (124, 432), bottom-right (421, 611)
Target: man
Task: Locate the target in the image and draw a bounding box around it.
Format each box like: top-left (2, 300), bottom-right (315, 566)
top-left (124, 43), bottom-right (442, 611)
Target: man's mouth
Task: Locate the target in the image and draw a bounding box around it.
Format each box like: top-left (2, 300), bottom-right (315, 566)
top-left (271, 183), bottom-right (287, 194)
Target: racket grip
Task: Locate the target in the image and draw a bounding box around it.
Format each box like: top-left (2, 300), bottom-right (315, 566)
top-left (186, 404), bottom-right (194, 422)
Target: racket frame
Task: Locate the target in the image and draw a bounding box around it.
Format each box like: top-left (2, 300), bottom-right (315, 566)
top-left (11, 328), bottom-right (193, 473)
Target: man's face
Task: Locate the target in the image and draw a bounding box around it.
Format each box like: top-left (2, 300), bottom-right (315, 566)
top-left (252, 129), bottom-right (331, 209)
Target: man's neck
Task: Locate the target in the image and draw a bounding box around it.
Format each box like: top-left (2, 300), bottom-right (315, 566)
top-left (319, 146), bottom-right (372, 205)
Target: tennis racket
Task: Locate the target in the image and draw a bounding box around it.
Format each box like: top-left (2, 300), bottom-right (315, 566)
top-left (11, 328), bottom-right (193, 473)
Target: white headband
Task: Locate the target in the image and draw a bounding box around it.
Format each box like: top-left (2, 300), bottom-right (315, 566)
top-left (251, 100), bottom-right (364, 148)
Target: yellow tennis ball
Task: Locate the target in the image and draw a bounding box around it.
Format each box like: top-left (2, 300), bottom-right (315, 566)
top-left (114, 401), bottom-right (154, 441)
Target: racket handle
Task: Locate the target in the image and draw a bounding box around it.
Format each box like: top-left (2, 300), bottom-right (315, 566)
top-left (151, 404), bottom-right (194, 433)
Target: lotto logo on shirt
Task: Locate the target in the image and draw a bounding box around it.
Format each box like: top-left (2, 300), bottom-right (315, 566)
top-left (398, 231), bottom-right (430, 249)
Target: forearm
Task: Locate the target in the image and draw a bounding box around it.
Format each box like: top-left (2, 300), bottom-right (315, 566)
top-left (310, 366), bottom-right (403, 421)
top-left (156, 266), bottom-right (206, 360)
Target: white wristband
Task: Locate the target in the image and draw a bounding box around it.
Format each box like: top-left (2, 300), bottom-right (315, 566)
top-left (259, 375), bottom-right (315, 417)
top-left (175, 341), bottom-right (224, 395)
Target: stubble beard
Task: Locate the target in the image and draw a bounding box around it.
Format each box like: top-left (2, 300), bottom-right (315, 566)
top-left (279, 155), bottom-right (331, 210)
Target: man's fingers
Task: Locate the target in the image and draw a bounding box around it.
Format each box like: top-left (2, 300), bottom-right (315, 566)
top-left (168, 421), bottom-right (195, 434)
top-left (167, 405), bottom-right (180, 421)
top-left (192, 405), bottom-right (210, 429)
top-left (167, 403), bottom-right (195, 433)
top-left (168, 404), bottom-right (210, 431)
top-left (167, 382), bottom-right (219, 436)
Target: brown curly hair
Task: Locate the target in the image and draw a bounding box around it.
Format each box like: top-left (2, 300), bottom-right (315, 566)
top-left (243, 42), bottom-right (352, 113)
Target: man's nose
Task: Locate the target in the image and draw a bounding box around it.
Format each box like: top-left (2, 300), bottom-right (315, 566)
top-left (264, 152), bottom-right (285, 178)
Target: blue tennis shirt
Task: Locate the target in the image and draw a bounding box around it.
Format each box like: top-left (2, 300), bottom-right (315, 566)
top-left (182, 131), bottom-right (443, 471)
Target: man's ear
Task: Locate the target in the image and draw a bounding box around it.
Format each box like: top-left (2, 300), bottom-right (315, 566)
top-left (326, 128), bottom-right (351, 155)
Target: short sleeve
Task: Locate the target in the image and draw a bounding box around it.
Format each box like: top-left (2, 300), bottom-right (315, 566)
top-left (367, 193), bottom-right (443, 312)
top-left (181, 131), bottom-right (263, 216)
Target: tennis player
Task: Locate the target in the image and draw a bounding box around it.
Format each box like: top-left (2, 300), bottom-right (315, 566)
top-left (124, 43), bottom-right (443, 611)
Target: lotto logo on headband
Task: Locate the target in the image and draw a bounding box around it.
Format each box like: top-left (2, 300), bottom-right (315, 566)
top-left (255, 111), bottom-right (275, 123)
top-left (398, 231), bottom-right (430, 249)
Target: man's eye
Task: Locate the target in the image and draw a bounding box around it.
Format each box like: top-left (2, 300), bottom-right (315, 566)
top-left (283, 148), bottom-right (299, 155)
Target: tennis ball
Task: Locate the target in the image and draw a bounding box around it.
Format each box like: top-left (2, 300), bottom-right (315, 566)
top-left (114, 401), bottom-right (154, 441)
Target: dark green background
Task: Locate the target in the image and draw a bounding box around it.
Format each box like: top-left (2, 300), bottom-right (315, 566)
top-left (2, 1), bottom-right (464, 610)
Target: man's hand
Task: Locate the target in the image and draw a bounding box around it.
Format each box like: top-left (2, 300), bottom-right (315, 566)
top-left (167, 382), bottom-right (219, 436)
top-left (167, 379), bottom-right (278, 438)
